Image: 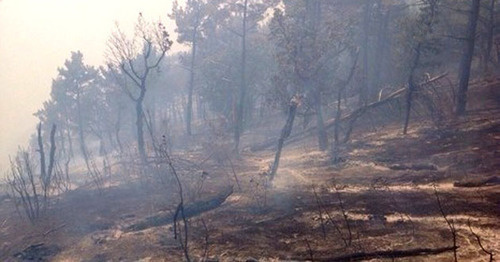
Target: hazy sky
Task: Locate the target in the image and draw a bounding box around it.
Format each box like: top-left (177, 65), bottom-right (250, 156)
top-left (0, 0), bottom-right (185, 174)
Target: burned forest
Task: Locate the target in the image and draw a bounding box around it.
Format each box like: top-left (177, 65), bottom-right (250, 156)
top-left (1, 0), bottom-right (500, 261)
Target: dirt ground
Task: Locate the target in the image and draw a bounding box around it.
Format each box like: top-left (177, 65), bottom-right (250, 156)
top-left (1, 80), bottom-right (499, 261)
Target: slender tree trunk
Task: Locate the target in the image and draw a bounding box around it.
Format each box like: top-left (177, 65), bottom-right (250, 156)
top-left (372, 3), bottom-right (390, 97)
top-left (115, 107), bottom-right (123, 154)
top-left (136, 88), bottom-right (147, 164)
top-left (270, 97), bottom-right (300, 180)
top-left (483, 0), bottom-right (496, 73)
top-left (403, 44), bottom-right (422, 135)
top-left (47, 124), bottom-right (57, 188)
top-left (335, 50), bottom-right (359, 145)
top-left (456, 0), bottom-right (481, 116)
top-left (37, 123), bottom-right (47, 187)
top-left (315, 86), bottom-right (328, 151)
top-left (359, 1), bottom-right (372, 106)
top-left (334, 89), bottom-right (342, 145)
top-left (186, 30), bottom-right (197, 136)
top-left (65, 122), bottom-right (74, 158)
top-left (106, 130), bottom-right (116, 153)
top-left (76, 94), bottom-right (91, 174)
top-left (234, 0), bottom-right (248, 152)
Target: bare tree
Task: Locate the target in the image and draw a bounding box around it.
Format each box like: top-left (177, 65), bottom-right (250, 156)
top-left (7, 123), bottom-right (57, 222)
top-left (107, 14), bottom-right (173, 164)
top-left (37, 123), bottom-right (57, 201)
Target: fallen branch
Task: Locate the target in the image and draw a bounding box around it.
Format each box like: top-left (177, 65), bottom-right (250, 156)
top-left (43, 223), bottom-right (66, 237)
top-left (389, 163), bottom-right (437, 171)
top-left (251, 73), bottom-right (448, 151)
top-left (290, 246), bottom-right (457, 261)
top-left (124, 186), bottom-right (233, 232)
top-left (453, 176), bottom-right (500, 187)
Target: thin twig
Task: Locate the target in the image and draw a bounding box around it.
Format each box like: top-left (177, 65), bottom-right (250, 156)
top-left (43, 223), bottom-right (66, 237)
top-left (312, 186), bottom-right (327, 239)
top-left (434, 185), bottom-right (457, 262)
top-left (201, 218), bottom-right (210, 262)
top-left (334, 184), bottom-right (352, 246)
top-left (225, 152), bottom-right (242, 191)
top-left (467, 219), bottom-right (493, 262)
top-left (305, 238), bottom-right (314, 262)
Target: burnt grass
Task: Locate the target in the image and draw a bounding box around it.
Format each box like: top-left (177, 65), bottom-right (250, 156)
top-left (1, 83), bottom-right (499, 261)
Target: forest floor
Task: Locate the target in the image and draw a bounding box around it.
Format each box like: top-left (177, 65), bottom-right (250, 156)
top-left (1, 78), bottom-right (499, 261)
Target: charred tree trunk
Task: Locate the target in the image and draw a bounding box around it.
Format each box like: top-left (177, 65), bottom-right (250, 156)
top-left (482, 0), bottom-right (496, 73)
top-left (115, 107), bottom-right (124, 154)
top-left (37, 123), bottom-right (57, 201)
top-left (334, 89), bottom-right (342, 145)
top-left (37, 123), bottom-right (47, 187)
top-left (234, 0), bottom-right (248, 152)
top-left (186, 29), bottom-right (197, 136)
top-left (76, 93), bottom-right (91, 174)
top-left (290, 246), bottom-right (458, 262)
top-left (125, 186), bottom-right (233, 232)
top-left (456, 0), bottom-right (481, 116)
top-left (136, 86), bottom-right (147, 164)
top-left (334, 51), bottom-right (359, 145)
top-left (315, 89), bottom-right (328, 151)
top-left (359, 1), bottom-right (372, 106)
top-left (269, 96), bottom-right (300, 181)
top-left (372, 3), bottom-right (390, 98)
top-left (403, 43), bottom-right (422, 135)
top-left (47, 124), bottom-right (57, 188)
top-left (65, 125), bottom-right (74, 158)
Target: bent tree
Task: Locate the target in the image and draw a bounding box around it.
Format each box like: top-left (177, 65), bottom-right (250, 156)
top-left (107, 14), bottom-right (173, 164)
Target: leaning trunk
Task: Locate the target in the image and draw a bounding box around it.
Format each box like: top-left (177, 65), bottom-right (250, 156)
top-left (456, 0), bottom-right (481, 116)
top-left (269, 97), bottom-right (300, 180)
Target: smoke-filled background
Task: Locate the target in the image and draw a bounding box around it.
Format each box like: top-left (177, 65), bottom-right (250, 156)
top-left (0, 0), bottom-right (186, 175)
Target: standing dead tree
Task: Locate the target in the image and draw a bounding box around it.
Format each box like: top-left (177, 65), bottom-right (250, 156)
top-left (269, 95), bottom-right (301, 181)
top-left (456, 0), bottom-right (481, 116)
top-left (107, 13), bottom-right (172, 164)
top-left (37, 123), bottom-right (57, 202)
top-left (7, 123), bottom-right (57, 222)
top-left (7, 151), bottom-right (40, 222)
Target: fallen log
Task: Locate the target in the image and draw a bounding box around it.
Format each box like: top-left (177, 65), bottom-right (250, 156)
top-left (454, 176), bottom-right (500, 187)
top-left (389, 163), bottom-right (438, 171)
top-left (290, 246), bottom-right (457, 261)
top-left (124, 186), bottom-right (233, 232)
top-left (251, 73), bottom-right (448, 152)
